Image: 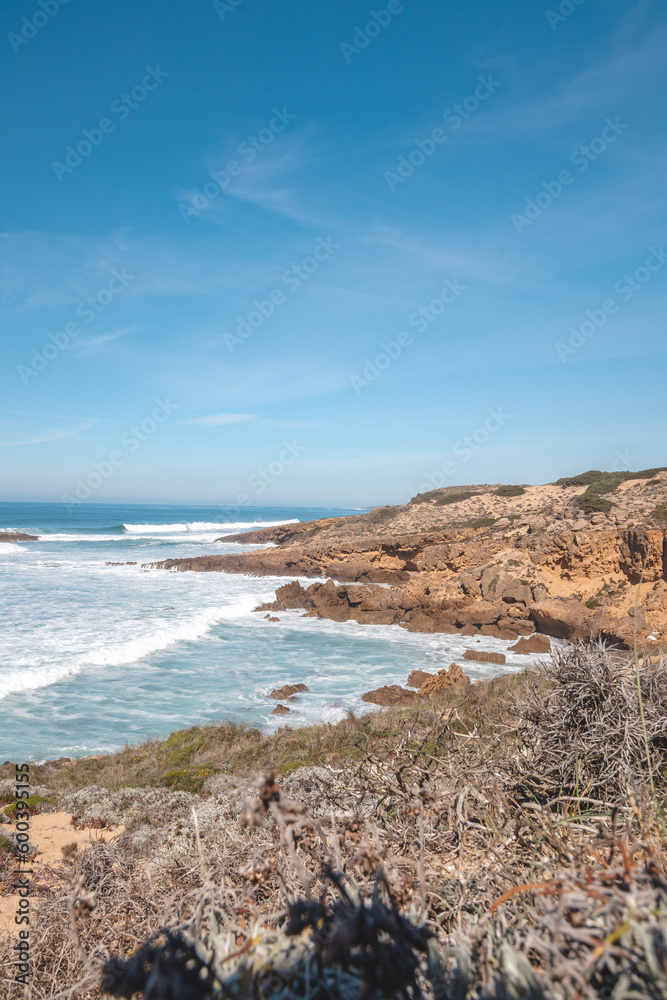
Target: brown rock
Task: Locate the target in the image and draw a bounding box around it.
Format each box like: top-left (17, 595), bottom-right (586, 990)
top-left (361, 685), bottom-right (420, 706)
top-left (269, 683), bottom-right (309, 700)
top-left (256, 580), bottom-right (308, 612)
top-left (456, 603), bottom-right (501, 627)
top-left (509, 634), bottom-right (552, 654)
top-left (267, 616), bottom-right (280, 622)
top-left (529, 599), bottom-right (593, 641)
top-left (271, 704), bottom-right (294, 715)
top-left (0, 532), bottom-right (38, 542)
top-left (479, 624), bottom-right (504, 639)
top-left (419, 663), bottom-right (471, 699)
top-left (463, 649), bottom-right (506, 665)
top-left (406, 669), bottom-right (434, 689)
top-left (403, 611), bottom-right (436, 633)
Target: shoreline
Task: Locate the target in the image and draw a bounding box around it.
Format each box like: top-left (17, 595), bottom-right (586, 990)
top-left (8, 615), bottom-right (549, 766)
top-left (146, 471), bottom-right (667, 651)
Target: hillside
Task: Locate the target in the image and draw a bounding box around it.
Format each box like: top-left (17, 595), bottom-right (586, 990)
top-left (150, 469), bottom-right (667, 650)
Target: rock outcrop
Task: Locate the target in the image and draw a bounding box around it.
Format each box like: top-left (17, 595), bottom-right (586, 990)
top-left (509, 634), bottom-right (552, 654)
top-left (0, 532), bottom-right (38, 542)
top-left (269, 683), bottom-right (308, 700)
top-left (149, 469), bottom-right (667, 649)
top-left (363, 663), bottom-right (470, 705)
top-left (463, 650), bottom-right (506, 666)
top-left (418, 663), bottom-right (471, 697)
top-left (361, 685), bottom-right (420, 707)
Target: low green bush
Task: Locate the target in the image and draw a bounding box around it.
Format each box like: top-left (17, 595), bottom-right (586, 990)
top-left (494, 485), bottom-right (525, 497)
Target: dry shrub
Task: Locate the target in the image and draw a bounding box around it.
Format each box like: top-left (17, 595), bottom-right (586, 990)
top-left (516, 641), bottom-right (667, 797)
top-left (1, 644), bottom-right (666, 999)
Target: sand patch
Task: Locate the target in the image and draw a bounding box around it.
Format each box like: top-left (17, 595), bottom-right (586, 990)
top-left (0, 812), bottom-right (124, 937)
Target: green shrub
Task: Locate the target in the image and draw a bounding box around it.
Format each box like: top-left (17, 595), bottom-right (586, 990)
top-left (3, 794), bottom-right (53, 818)
top-left (162, 727), bottom-right (207, 766)
top-left (472, 517), bottom-right (496, 529)
top-left (494, 485), bottom-right (525, 497)
top-left (410, 490), bottom-right (478, 506)
top-left (653, 504), bottom-right (667, 523)
top-left (163, 763), bottom-right (218, 793)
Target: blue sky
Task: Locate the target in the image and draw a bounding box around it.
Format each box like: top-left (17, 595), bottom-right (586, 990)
top-left (1, 0), bottom-right (665, 507)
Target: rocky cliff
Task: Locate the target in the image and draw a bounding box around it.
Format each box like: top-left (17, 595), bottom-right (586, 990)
top-left (149, 469), bottom-right (667, 649)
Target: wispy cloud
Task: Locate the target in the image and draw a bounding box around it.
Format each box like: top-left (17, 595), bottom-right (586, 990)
top-left (185, 413), bottom-right (257, 426)
top-left (0, 420), bottom-right (99, 449)
top-left (74, 326), bottom-right (136, 353)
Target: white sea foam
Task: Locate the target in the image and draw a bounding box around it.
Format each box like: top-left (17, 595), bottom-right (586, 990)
top-left (38, 534), bottom-right (133, 543)
top-left (122, 519), bottom-right (299, 534)
top-left (81, 598), bottom-right (256, 668)
top-left (0, 595), bottom-right (263, 700)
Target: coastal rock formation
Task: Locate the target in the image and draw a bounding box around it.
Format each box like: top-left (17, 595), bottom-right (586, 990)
top-left (149, 469), bottom-right (667, 648)
top-left (363, 663), bottom-right (470, 706)
top-left (271, 704), bottom-right (294, 716)
top-left (362, 685), bottom-right (420, 707)
top-left (463, 650), bottom-right (506, 666)
top-left (418, 663), bottom-right (470, 697)
top-left (269, 683), bottom-right (308, 700)
top-left (509, 634), bottom-right (552, 654)
top-left (0, 532), bottom-right (38, 542)
top-left (406, 670), bottom-right (434, 689)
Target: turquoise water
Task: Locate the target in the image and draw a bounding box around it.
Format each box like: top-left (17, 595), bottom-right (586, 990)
top-left (0, 502), bottom-right (541, 762)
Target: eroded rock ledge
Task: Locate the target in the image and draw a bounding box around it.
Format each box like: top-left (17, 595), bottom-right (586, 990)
top-left (147, 471), bottom-right (667, 649)
top-left (0, 532), bottom-right (38, 542)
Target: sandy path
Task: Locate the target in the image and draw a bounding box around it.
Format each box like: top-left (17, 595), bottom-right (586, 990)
top-left (0, 812), bottom-right (124, 936)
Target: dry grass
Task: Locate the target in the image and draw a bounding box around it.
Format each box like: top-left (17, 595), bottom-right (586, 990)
top-left (1, 671), bottom-right (540, 797)
top-left (1, 647), bottom-right (666, 999)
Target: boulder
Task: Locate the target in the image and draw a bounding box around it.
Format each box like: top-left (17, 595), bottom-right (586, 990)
top-left (256, 580), bottom-right (308, 612)
top-left (456, 602), bottom-right (501, 627)
top-left (419, 663), bottom-right (470, 699)
top-left (509, 634), bottom-right (552, 654)
top-left (269, 683), bottom-right (309, 700)
top-left (463, 649), bottom-right (506, 665)
top-left (307, 580), bottom-right (350, 622)
top-left (271, 704), bottom-right (294, 716)
top-left (406, 670), bottom-right (434, 689)
top-left (529, 599), bottom-right (593, 641)
top-left (362, 685), bottom-right (420, 707)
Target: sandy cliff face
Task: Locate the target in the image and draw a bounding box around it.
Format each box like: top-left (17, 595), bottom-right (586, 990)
top-left (149, 470), bottom-right (667, 648)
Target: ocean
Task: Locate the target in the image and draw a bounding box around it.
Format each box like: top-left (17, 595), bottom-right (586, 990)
top-left (0, 502), bottom-right (544, 762)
